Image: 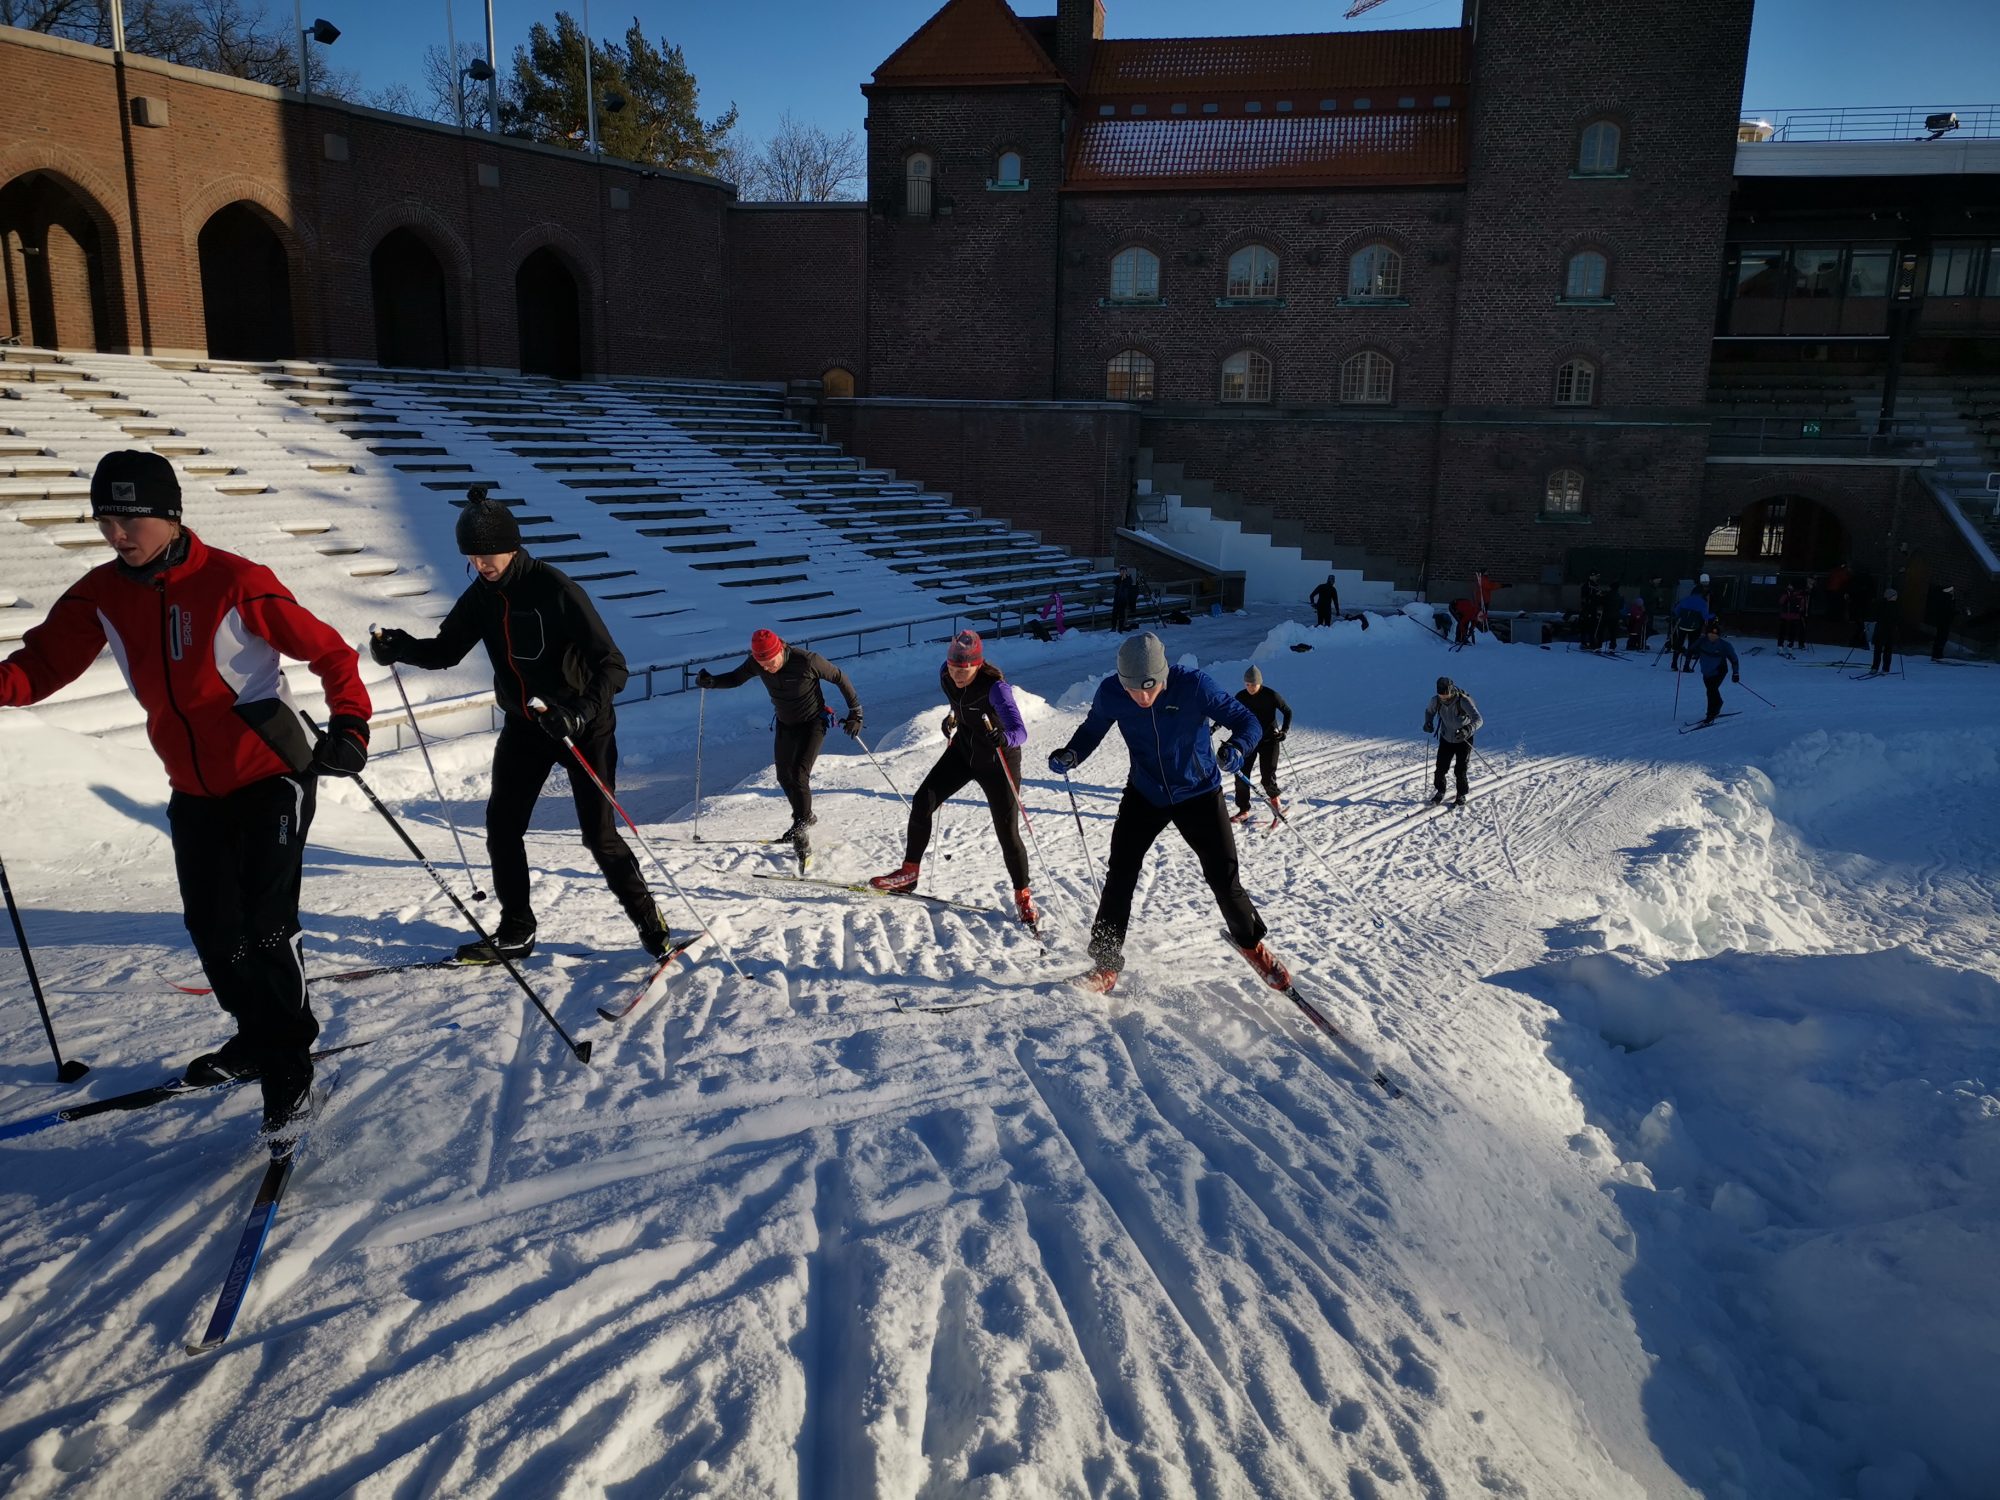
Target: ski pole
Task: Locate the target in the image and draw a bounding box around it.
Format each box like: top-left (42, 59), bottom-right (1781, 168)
top-left (1671, 655), bottom-right (1684, 721)
top-left (692, 686), bottom-right (706, 841)
top-left (1230, 768), bottom-right (1343, 884)
top-left (1736, 680), bottom-right (1779, 709)
top-left (0, 849), bottom-right (89, 1083)
top-left (375, 634), bottom-right (486, 901)
top-left (1058, 767), bottom-right (1103, 900)
top-left (852, 730), bottom-right (911, 813)
top-left (533, 702), bottom-right (748, 983)
top-left (300, 713), bottom-right (590, 1064)
top-left (993, 740), bottom-right (1059, 893)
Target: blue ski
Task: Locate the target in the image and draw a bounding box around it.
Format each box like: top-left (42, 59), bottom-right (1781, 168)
top-left (186, 1069), bottom-right (342, 1355)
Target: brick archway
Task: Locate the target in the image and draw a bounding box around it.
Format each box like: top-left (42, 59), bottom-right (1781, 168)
top-left (0, 166), bottom-right (126, 351)
top-left (197, 203), bottom-right (297, 361)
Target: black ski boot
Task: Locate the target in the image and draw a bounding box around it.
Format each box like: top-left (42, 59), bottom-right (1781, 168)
top-left (793, 822), bottom-right (813, 874)
top-left (456, 912), bottom-right (537, 965)
top-left (1428, 786), bottom-right (1445, 806)
top-left (259, 1059), bottom-right (314, 1141)
top-left (186, 1034), bottom-right (260, 1087)
top-left (636, 903), bottom-right (673, 960)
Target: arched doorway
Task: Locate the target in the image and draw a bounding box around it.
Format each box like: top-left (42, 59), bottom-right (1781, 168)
top-left (822, 366), bottom-right (855, 398)
top-left (370, 228), bottom-right (450, 368)
top-left (198, 203), bottom-right (294, 361)
top-left (0, 172), bottom-right (113, 351)
top-left (1702, 493), bottom-right (1850, 614)
top-left (514, 247), bottom-right (581, 379)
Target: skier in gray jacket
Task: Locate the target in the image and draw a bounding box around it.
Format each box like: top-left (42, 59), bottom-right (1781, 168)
top-left (1423, 676), bottom-right (1483, 806)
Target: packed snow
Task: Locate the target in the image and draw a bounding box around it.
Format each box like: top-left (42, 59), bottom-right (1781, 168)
top-left (1, 607), bottom-right (1995, 1499)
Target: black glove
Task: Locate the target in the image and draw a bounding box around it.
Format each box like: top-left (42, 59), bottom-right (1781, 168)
top-left (1217, 740), bottom-right (1245, 774)
top-left (369, 628), bottom-right (412, 666)
top-left (311, 714), bottom-right (369, 777)
top-left (1048, 746), bottom-right (1078, 774)
top-left (1273, 729), bottom-right (1287, 744)
top-left (1423, 721), bottom-right (1434, 735)
top-left (979, 711), bottom-right (1005, 747)
top-left (535, 699), bottom-right (589, 742)
top-left (842, 711), bottom-right (864, 738)
top-left (942, 712), bottom-right (957, 738)
top-left (696, 669), bottom-right (715, 689)
top-left (1732, 674), bottom-right (1740, 684)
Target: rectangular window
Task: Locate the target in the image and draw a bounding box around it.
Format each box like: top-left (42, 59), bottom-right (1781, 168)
top-left (1984, 243), bottom-right (2000, 298)
top-left (1846, 247), bottom-right (1893, 298)
top-left (1928, 243), bottom-right (1980, 297)
top-left (1735, 247), bottom-right (1785, 299)
top-left (1794, 246), bottom-right (1841, 299)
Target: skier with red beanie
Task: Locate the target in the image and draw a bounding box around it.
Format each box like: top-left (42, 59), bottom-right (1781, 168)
top-left (0, 451), bottom-right (371, 1134)
top-left (868, 631), bottom-right (1038, 927)
top-left (698, 627), bottom-right (863, 868)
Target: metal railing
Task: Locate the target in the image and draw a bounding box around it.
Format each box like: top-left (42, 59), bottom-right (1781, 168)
top-left (1706, 414), bottom-right (1927, 458)
top-left (1740, 104), bottom-right (2000, 143)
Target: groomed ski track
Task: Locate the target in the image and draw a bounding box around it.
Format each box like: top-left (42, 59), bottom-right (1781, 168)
top-left (1, 607), bottom-right (1995, 1498)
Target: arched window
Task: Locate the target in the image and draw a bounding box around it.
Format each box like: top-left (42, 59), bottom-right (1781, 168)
top-left (994, 150), bottom-right (1024, 186)
top-left (1110, 247), bottom-right (1160, 301)
top-left (1107, 350), bottom-right (1156, 401)
top-left (822, 366), bottom-right (855, 398)
top-left (1545, 468), bottom-right (1586, 515)
top-left (1338, 350), bottom-right (1394, 405)
top-left (1554, 357), bottom-right (1596, 406)
top-left (1565, 250), bottom-right (1609, 299)
top-left (1220, 350), bottom-right (1272, 403)
top-left (1348, 243), bottom-right (1403, 300)
top-left (1225, 244), bottom-right (1280, 299)
top-left (1577, 120), bottom-right (1622, 175)
top-left (905, 153), bottom-right (933, 218)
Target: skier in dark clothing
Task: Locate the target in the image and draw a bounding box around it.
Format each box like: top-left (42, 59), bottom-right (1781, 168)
top-left (1776, 582), bottom-right (1808, 650)
top-left (1309, 575), bottom-right (1340, 628)
top-left (1423, 677), bottom-right (1482, 805)
top-left (1694, 619), bottom-right (1741, 722)
top-left (1871, 589), bottom-right (1901, 675)
top-left (1110, 567), bottom-right (1139, 634)
top-left (698, 627), bottom-right (863, 870)
top-left (1928, 584), bottom-right (1957, 662)
top-left (1047, 633), bottom-right (1282, 994)
top-left (1623, 596), bottom-right (1649, 652)
top-left (0, 452), bottom-right (372, 1134)
top-left (1578, 572), bottom-right (1605, 651)
top-left (1232, 666), bottom-right (1293, 823)
top-left (1670, 586), bottom-right (1712, 671)
top-left (370, 497), bottom-right (667, 964)
top-left (868, 631), bottom-right (1038, 926)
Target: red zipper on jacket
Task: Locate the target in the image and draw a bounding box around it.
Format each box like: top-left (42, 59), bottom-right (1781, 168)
top-left (498, 591), bottom-right (531, 716)
top-left (155, 578), bottom-right (214, 795)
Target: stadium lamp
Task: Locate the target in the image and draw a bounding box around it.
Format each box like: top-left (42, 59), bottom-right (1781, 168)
top-left (463, 57), bottom-right (495, 82)
top-left (601, 91), bottom-right (627, 114)
top-left (1923, 111), bottom-right (1959, 140)
top-left (296, 9), bottom-right (340, 103)
top-left (308, 17), bottom-right (340, 44)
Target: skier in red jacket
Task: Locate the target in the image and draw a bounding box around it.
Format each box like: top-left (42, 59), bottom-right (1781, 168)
top-left (0, 452), bottom-right (371, 1133)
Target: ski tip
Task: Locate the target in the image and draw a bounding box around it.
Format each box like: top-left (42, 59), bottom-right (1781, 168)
top-left (594, 1006), bottom-right (622, 1023)
top-left (185, 1339), bottom-right (219, 1358)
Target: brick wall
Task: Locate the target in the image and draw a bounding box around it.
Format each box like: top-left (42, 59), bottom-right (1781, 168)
top-left (728, 203), bottom-right (867, 385)
top-left (821, 397), bottom-right (1138, 556)
top-left (864, 85), bottom-right (1067, 398)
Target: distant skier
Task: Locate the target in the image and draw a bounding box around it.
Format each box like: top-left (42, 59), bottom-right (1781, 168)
top-left (868, 631), bottom-right (1038, 927)
top-left (1111, 566), bottom-right (1139, 634)
top-left (1928, 583), bottom-right (1957, 662)
top-left (372, 497), bottom-right (669, 963)
top-left (1578, 572), bottom-right (1605, 651)
top-left (0, 452), bottom-right (371, 1133)
top-left (1623, 595), bottom-right (1649, 652)
top-left (1309, 575), bottom-right (1339, 628)
top-left (1423, 676), bottom-right (1482, 806)
top-left (1870, 589), bottom-right (1901, 676)
top-left (1449, 596), bottom-right (1482, 646)
top-left (1670, 585), bottom-right (1712, 671)
top-left (1693, 619), bottom-right (1741, 723)
top-left (1046, 633), bottom-right (1280, 994)
top-left (698, 628), bottom-right (863, 869)
top-left (1232, 666), bottom-right (1293, 824)
top-left (1776, 580), bottom-right (1808, 650)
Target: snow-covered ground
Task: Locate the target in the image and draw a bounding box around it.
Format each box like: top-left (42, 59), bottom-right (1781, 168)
top-left (1, 608), bottom-right (1995, 1499)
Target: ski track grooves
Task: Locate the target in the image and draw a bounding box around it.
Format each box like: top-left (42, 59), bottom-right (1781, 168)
top-left (796, 1147), bottom-right (863, 1500)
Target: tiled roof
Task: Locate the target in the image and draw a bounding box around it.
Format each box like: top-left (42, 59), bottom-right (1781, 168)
top-left (1086, 28), bottom-right (1468, 96)
top-left (868, 0), bottom-right (1063, 91)
top-left (1067, 108), bottom-right (1465, 191)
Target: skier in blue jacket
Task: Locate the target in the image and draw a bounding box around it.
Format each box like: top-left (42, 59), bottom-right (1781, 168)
top-left (1047, 633), bottom-right (1285, 994)
top-left (1671, 586), bottom-right (1712, 672)
top-left (1693, 618), bottom-right (1741, 724)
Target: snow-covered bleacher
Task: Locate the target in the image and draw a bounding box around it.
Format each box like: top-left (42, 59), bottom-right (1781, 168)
top-left (0, 348), bottom-right (1112, 742)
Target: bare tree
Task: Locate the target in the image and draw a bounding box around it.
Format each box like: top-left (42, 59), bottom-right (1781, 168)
top-left (416, 40), bottom-right (495, 129)
top-left (747, 112), bottom-right (863, 203)
top-left (712, 137), bottom-right (766, 198)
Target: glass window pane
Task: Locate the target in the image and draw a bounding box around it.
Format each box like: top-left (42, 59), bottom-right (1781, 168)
top-left (1349, 245), bottom-right (1401, 298)
top-left (1983, 244), bottom-right (2000, 298)
top-left (1107, 351), bottom-right (1155, 401)
top-left (1556, 359), bottom-right (1595, 405)
top-left (905, 155), bottom-right (932, 217)
top-left (1546, 469), bottom-right (1584, 513)
top-left (1111, 248), bottom-right (1159, 299)
top-left (1566, 252), bottom-right (1607, 299)
top-left (996, 151), bottom-right (1022, 184)
top-left (1928, 243), bottom-right (1977, 297)
top-left (1227, 245), bottom-right (1279, 298)
top-left (1735, 247), bottom-right (1785, 298)
top-left (1578, 121), bottom-right (1620, 173)
top-left (1846, 248), bottom-right (1892, 298)
top-left (1794, 246), bottom-right (1842, 298)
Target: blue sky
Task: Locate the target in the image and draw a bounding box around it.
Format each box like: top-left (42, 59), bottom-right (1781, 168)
top-left (322, 0), bottom-right (2000, 145)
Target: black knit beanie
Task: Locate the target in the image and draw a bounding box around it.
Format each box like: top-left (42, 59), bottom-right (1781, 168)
top-left (91, 450), bottom-right (182, 523)
top-left (455, 497), bottom-right (522, 555)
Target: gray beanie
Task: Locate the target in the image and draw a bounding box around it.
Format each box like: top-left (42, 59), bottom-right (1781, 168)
top-left (1244, 665), bottom-right (1262, 688)
top-left (1116, 632), bottom-right (1169, 690)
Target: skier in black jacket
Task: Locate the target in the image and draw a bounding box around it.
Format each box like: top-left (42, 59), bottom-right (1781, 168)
top-left (698, 626), bottom-right (863, 868)
top-left (1309, 575), bottom-right (1339, 627)
top-left (370, 496), bottom-right (668, 963)
top-left (1110, 567), bottom-right (1139, 634)
top-left (1232, 666), bottom-right (1293, 823)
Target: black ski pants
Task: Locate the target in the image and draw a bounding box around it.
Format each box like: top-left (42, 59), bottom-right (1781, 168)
top-left (1931, 622), bottom-right (1950, 662)
top-left (169, 771), bottom-right (319, 1076)
top-left (1872, 628), bottom-right (1897, 675)
top-left (1112, 602), bottom-right (1132, 633)
top-left (774, 715), bottom-right (828, 825)
top-left (904, 744), bottom-right (1030, 889)
top-left (1433, 740), bottom-right (1470, 798)
top-left (1703, 674), bottom-right (1727, 719)
top-left (1314, 606), bottom-right (1333, 627)
top-left (1088, 785), bottom-right (1264, 972)
top-left (1777, 618), bottom-right (1805, 649)
top-left (1235, 738), bottom-right (1282, 812)
top-left (487, 715), bottom-right (653, 932)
